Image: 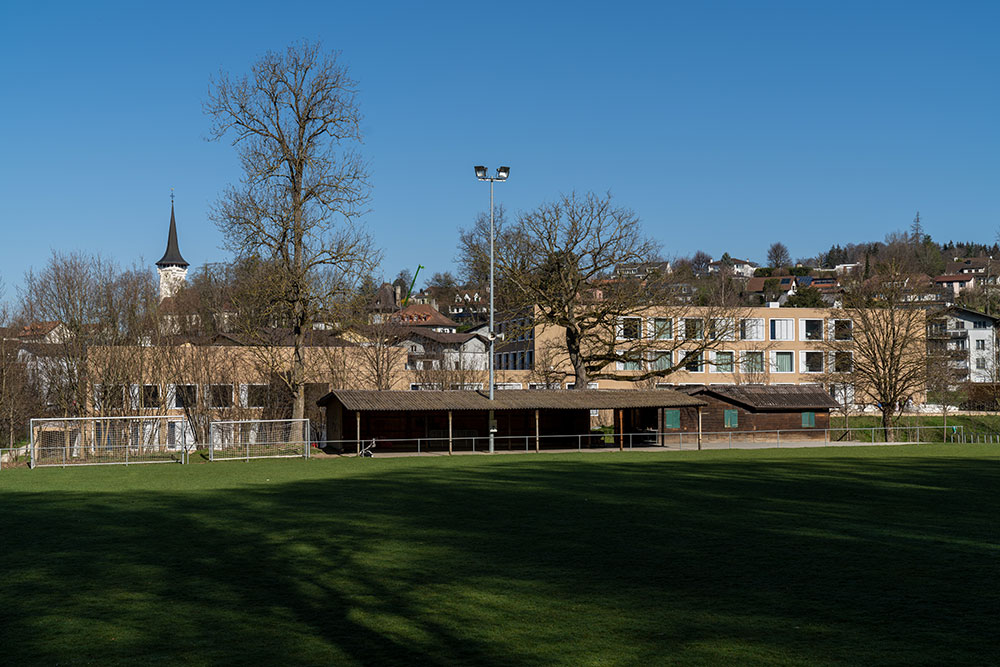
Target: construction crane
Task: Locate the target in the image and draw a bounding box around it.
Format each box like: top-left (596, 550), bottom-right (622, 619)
top-left (402, 265), bottom-right (424, 308)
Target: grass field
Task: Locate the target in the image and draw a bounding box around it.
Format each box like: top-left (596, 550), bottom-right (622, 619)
top-left (2, 446), bottom-right (999, 665)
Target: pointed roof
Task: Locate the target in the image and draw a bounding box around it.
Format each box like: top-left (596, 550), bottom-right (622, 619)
top-left (156, 203), bottom-right (188, 268)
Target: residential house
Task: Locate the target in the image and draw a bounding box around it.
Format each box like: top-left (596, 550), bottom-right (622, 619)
top-left (927, 306), bottom-right (999, 383)
top-left (708, 257), bottom-right (757, 279)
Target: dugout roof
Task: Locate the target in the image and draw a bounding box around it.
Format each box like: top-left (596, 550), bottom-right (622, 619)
top-left (317, 389), bottom-right (705, 413)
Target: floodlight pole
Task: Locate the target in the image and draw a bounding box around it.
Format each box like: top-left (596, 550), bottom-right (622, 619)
top-left (475, 166), bottom-right (509, 454)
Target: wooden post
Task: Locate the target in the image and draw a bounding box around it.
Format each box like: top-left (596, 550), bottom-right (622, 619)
top-left (535, 409), bottom-right (540, 453)
top-left (356, 411), bottom-right (361, 455)
top-left (658, 407), bottom-right (663, 446)
top-left (619, 409), bottom-right (624, 451)
top-left (697, 406), bottom-right (703, 450)
top-left (448, 410), bottom-right (453, 455)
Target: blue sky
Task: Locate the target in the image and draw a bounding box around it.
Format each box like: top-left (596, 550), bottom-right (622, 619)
top-left (1, 1), bottom-right (997, 296)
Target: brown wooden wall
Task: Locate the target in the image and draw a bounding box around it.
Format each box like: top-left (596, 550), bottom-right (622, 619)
top-left (657, 394), bottom-right (829, 439)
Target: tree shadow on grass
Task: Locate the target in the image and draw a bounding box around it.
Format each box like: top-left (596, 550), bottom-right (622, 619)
top-left (2, 454), bottom-right (999, 665)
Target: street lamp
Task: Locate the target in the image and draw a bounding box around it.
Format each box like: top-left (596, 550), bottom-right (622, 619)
top-left (474, 165), bottom-right (510, 454)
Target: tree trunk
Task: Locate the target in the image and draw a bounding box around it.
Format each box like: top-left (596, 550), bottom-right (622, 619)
top-left (881, 409), bottom-right (892, 443)
top-left (565, 326), bottom-right (588, 388)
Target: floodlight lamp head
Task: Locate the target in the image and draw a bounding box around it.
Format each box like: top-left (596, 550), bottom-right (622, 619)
top-left (496, 166), bottom-right (510, 181)
top-left (474, 165), bottom-right (488, 180)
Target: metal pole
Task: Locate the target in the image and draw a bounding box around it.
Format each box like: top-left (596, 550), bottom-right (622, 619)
top-left (489, 177), bottom-right (495, 455)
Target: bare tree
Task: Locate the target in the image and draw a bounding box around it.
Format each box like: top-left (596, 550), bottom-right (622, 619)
top-left (460, 191), bottom-right (751, 387)
top-left (830, 262), bottom-right (928, 441)
top-left (19, 252), bottom-right (160, 418)
top-left (0, 285), bottom-right (39, 448)
top-left (206, 41), bottom-right (378, 438)
top-left (767, 242), bottom-right (791, 269)
top-left (690, 251), bottom-right (712, 275)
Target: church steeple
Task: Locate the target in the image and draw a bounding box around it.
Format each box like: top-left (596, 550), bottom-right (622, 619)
top-left (156, 196), bottom-right (189, 300)
top-left (156, 200), bottom-right (188, 269)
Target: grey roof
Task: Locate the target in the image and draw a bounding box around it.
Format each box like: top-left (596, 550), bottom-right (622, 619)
top-left (318, 389), bottom-right (706, 412)
top-left (400, 328), bottom-right (486, 345)
top-left (680, 385), bottom-right (838, 410)
top-left (156, 203), bottom-right (189, 268)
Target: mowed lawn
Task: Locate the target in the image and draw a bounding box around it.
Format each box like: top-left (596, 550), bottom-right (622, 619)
top-left (2, 446), bottom-right (999, 665)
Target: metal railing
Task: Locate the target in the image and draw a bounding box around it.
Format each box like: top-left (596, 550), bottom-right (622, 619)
top-left (315, 424), bottom-right (972, 456)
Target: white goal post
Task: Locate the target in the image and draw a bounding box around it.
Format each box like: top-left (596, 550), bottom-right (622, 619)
top-left (208, 419), bottom-right (312, 461)
top-left (29, 415), bottom-right (194, 467)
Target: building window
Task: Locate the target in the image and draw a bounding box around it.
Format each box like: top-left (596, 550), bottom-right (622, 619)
top-left (494, 382), bottom-right (523, 390)
top-left (742, 351), bottom-right (765, 374)
top-left (724, 409), bottom-right (738, 428)
top-left (247, 384), bottom-right (269, 408)
top-left (650, 350), bottom-right (671, 371)
top-left (210, 385), bottom-right (233, 408)
top-left (773, 351), bottom-right (794, 373)
top-left (175, 385), bottom-right (197, 409)
top-left (740, 318), bottom-right (764, 341)
top-left (802, 412), bottom-right (816, 428)
top-left (684, 351), bottom-right (704, 372)
top-left (974, 320), bottom-right (990, 329)
top-left (770, 318), bottom-right (794, 341)
top-left (651, 317), bottom-right (672, 340)
top-left (684, 318), bottom-right (704, 340)
top-left (620, 317), bottom-right (642, 340)
top-left (976, 339), bottom-right (986, 350)
top-left (954, 320), bottom-right (965, 330)
top-left (713, 351), bottom-right (734, 373)
top-left (804, 351), bottom-right (824, 373)
top-left (708, 318), bottom-right (733, 341)
top-left (664, 409), bottom-right (680, 429)
top-left (803, 319), bottom-right (823, 341)
top-left (142, 385), bottom-right (160, 409)
top-left (976, 358), bottom-right (987, 370)
top-left (833, 320), bottom-right (853, 340)
top-left (617, 350), bottom-right (642, 371)
top-left (528, 382), bottom-right (561, 389)
top-left (834, 351), bottom-right (853, 373)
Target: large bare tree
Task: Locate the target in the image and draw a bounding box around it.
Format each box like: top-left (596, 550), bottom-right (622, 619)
top-left (460, 191), bottom-right (750, 387)
top-left (828, 262), bottom-right (928, 441)
top-left (206, 42), bottom-right (377, 431)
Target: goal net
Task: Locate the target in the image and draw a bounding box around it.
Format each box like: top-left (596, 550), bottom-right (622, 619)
top-left (208, 419), bottom-right (311, 461)
top-left (30, 416), bottom-right (193, 467)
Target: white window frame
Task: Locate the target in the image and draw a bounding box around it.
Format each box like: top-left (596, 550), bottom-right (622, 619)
top-left (711, 350), bottom-right (735, 374)
top-left (618, 316), bottom-right (642, 340)
top-left (832, 319), bottom-right (853, 341)
top-left (682, 350), bottom-right (704, 373)
top-left (740, 318), bottom-right (764, 341)
top-left (650, 317), bottom-right (673, 340)
top-left (741, 350), bottom-right (765, 374)
top-left (769, 318), bottom-right (795, 341)
top-left (800, 318), bottom-right (824, 341)
top-left (770, 350), bottom-right (795, 374)
top-left (800, 350), bottom-right (824, 374)
top-left (832, 351), bottom-right (854, 374)
top-left (710, 318), bottom-right (736, 341)
top-left (616, 349), bottom-right (642, 371)
top-left (648, 349), bottom-right (672, 372)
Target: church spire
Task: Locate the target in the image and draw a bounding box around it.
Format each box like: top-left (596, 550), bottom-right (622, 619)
top-left (156, 200), bottom-right (188, 268)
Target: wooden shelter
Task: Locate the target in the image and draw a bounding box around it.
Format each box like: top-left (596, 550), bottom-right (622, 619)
top-left (675, 385), bottom-right (839, 439)
top-left (316, 389), bottom-right (706, 453)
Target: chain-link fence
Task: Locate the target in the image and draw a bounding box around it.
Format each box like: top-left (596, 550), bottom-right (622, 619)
top-left (29, 416), bottom-right (193, 467)
top-left (208, 419), bottom-right (311, 461)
